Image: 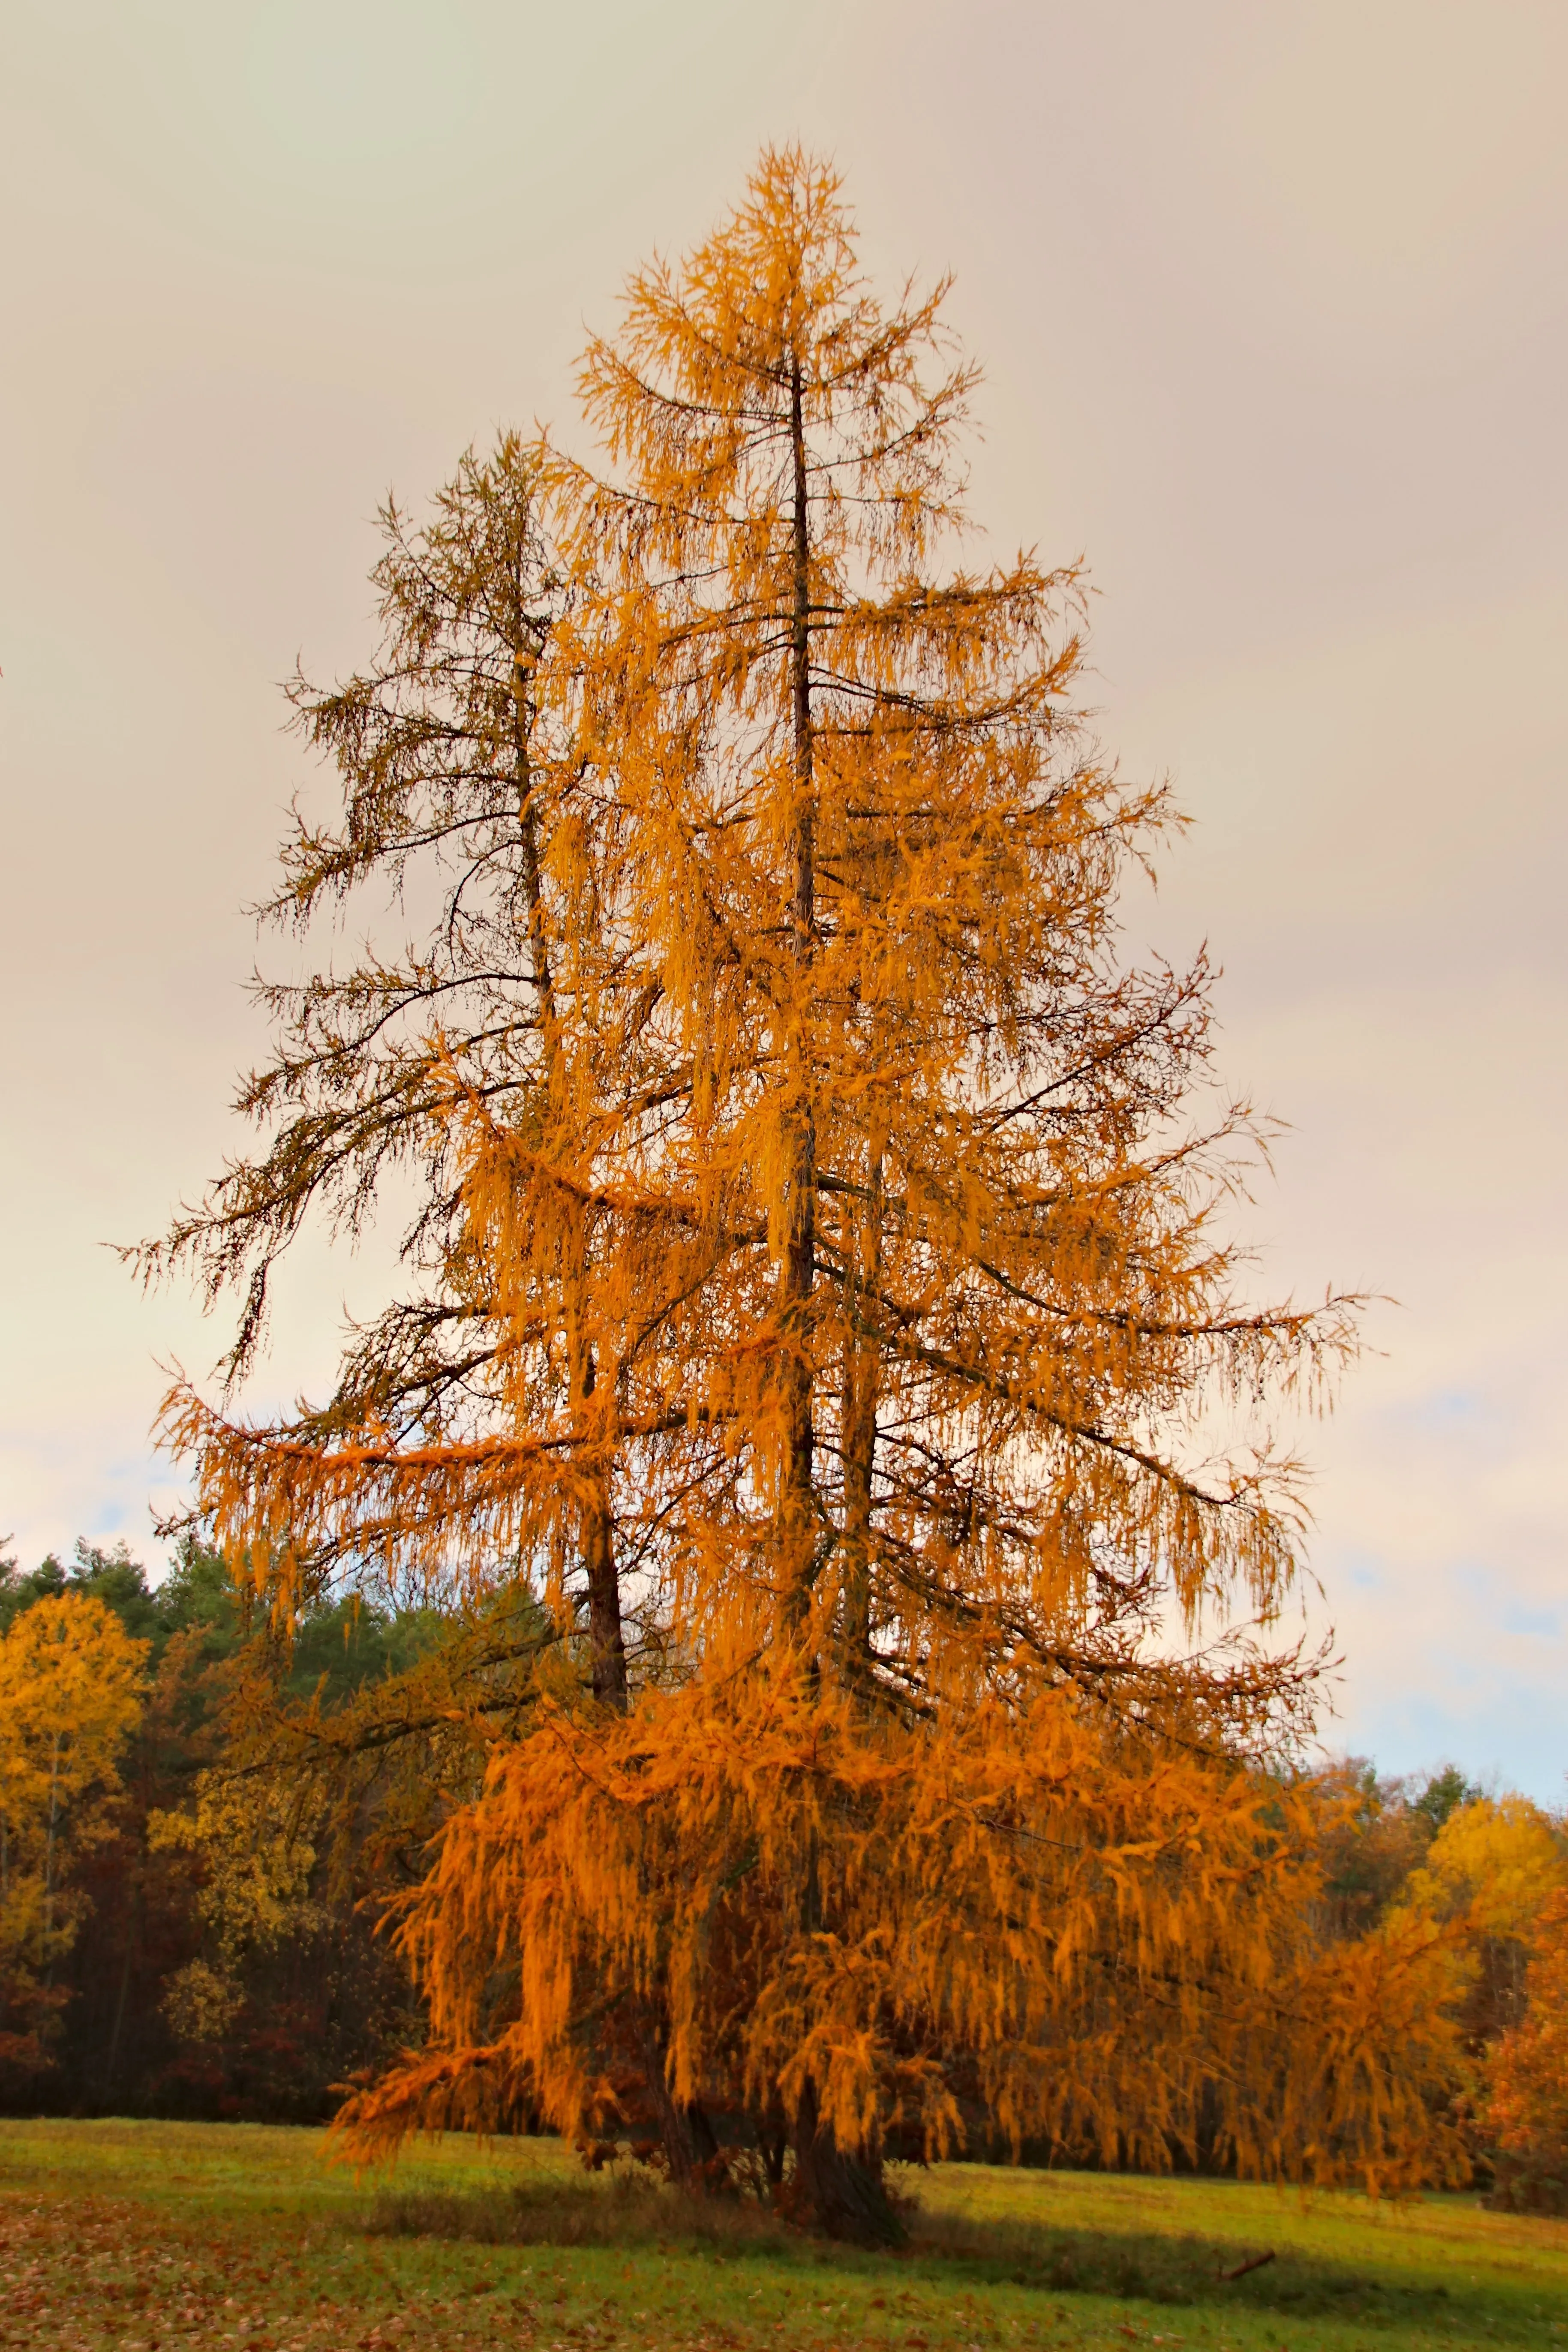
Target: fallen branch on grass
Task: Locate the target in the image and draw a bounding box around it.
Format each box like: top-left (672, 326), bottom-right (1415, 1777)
top-left (1217, 2250), bottom-right (1276, 2282)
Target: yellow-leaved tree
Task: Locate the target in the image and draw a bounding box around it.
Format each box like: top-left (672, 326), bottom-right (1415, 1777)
top-left (1397, 1796), bottom-right (1567, 1942)
top-left (148, 1770), bottom-right (319, 2050)
top-left (0, 1594), bottom-right (146, 2071)
top-left (143, 152), bottom-right (1466, 2237)
top-left (1391, 1795), bottom-right (1567, 2040)
top-left (1487, 1886), bottom-right (1568, 2212)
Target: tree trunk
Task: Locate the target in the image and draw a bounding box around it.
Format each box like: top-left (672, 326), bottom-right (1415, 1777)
top-left (841, 1142), bottom-right (883, 1658)
top-left (44, 1737), bottom-right (60, 1925)
top-left (515, 646), bottom-right (627, 1710)
top-left (759, 2114), bottom-right (789, 2189)
top-left (779, 351), bottom-right (819, 1629)
top-left (638, 2025), bottom-right (722, 2189)
top-left (579, 1434), bottom-right (627, 1708)
top-left (790, 2076), bottom-right (905, 2246)
top-left (105, 1879), bottom-right (138, 2101)
top-left (775, 354), bottom-right (902, 2251)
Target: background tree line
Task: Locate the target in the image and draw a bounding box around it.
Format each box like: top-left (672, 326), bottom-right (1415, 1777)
top-left (0, 1537), bottom-right (425, 2121)
top-left (2, 1530), bottom-right (1564, 2210)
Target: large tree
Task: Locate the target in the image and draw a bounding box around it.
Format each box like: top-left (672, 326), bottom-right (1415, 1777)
top-left (144, 153), bottom-right (1462, 2238)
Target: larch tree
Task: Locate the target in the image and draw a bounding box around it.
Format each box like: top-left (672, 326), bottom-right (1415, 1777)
top-left (143, 153), bottom-right (1464, 2238)
top-left (141, 434), bottom-right (688, 1709)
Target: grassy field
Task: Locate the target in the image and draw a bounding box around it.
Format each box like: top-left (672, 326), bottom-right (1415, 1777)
top-left (1, 2121), bottom-right (1565, 2352)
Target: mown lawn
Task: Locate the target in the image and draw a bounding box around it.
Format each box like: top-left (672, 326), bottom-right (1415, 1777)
top-left (1, 2120), bottom-right (1565, 2352)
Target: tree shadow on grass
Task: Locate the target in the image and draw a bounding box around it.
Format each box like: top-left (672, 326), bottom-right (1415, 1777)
top-left (363, 2178), bottom-right (1558, 2341)
top-left (907, 2205), bottom-right (1479, 2335)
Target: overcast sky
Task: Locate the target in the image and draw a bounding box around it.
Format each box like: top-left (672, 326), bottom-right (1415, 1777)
top-left (3, 0), bottom-right (1563, 1794)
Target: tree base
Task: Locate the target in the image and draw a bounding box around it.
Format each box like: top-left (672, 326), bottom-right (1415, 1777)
top-left (638, 2026), bottom-right (725, 2190)
top-left (790, 2082), bottom-right (907, 2247)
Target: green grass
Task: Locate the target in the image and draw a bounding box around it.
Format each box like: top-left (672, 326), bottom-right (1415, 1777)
top-left (1, 2120), bottom-right (1565, 2351)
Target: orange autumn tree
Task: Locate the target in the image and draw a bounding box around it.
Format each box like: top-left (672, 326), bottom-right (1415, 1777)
top-left (139, 431), bottom-right (690, 1708)
top-left (1487, 1887), bottom-right (1568, 2212)
top-left (144, 152), bottom-right (1465, 2239)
